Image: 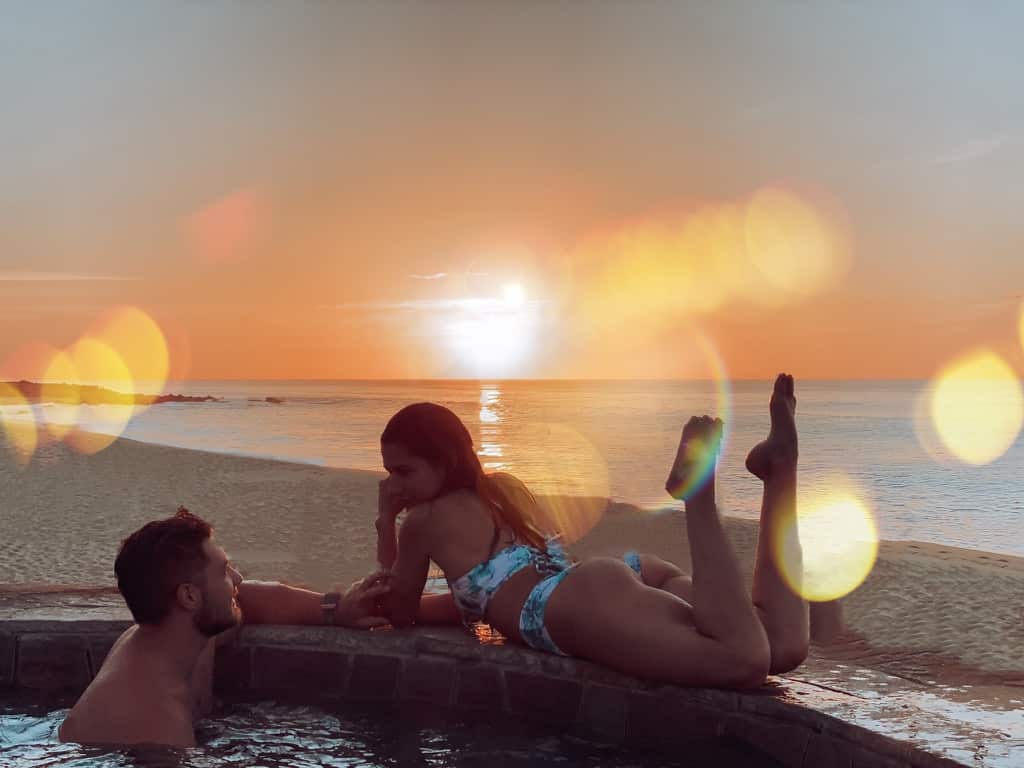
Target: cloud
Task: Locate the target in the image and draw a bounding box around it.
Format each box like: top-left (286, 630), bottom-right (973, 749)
top-left (325, 297), bottom-right (546, 313)
top-left (408, 272), bottom-right (448, 280)
top-left (0, 271), bottom-right (137, 282)
top-left (931, 134), bottom-right (1010, 166)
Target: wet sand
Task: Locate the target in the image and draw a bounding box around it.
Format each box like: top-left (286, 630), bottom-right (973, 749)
top-left (1, 435), bottom-right (1021, 682)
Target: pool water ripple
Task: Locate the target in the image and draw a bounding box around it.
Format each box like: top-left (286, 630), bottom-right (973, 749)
top-left (1, 700), bottom-right (782, 767)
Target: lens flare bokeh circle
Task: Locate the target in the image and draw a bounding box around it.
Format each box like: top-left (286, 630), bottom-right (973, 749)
top-left (5, 307), bottom-right (173, 459)
top-left (0, 382), bottom-right (37, 466)
top-left (911, 384), bottom-right (954, 466)
top-left (88, 306), bottom-right (170, 402)
top-left (40, 349), bottom-right (81, 439)
top-left (929, 349), bottom-right (1023, 466)
top-left (774, 478), bottom-right (879, 602)
top-left (500, 422), bottom-right (611, 545)
top-left (63, 337), bottom-right (135, 455)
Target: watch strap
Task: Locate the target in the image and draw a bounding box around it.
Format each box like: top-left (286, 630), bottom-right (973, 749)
top-left (321, 591), bottom-right (341, 626)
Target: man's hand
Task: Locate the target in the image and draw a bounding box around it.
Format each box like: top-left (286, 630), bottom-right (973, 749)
top-left (334, 570), bottom-right (392, 629)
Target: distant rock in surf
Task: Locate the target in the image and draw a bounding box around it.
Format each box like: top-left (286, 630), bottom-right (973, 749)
top-left (0, 380), bottom-right (220, 405)
top-left (153, 393), bottom-right (219, 404)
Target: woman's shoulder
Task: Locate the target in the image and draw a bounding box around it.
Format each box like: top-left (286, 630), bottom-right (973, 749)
top-left (416, 489), bottom-right (500, 529)
top-left (402, 489), bottom-right (481, 521)
top-left (428, 488), bottom-right (486, 516)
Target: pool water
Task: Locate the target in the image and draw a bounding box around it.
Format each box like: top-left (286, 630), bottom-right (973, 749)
top-left (1, 698), bottom-right (784, 767)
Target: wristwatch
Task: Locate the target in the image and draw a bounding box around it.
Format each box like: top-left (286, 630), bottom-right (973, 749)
top-left (321, 591), bottom-right (341, 625)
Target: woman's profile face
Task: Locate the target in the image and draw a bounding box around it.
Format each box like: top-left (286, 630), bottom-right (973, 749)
top-left (381, 441), bottom-right (446, 506)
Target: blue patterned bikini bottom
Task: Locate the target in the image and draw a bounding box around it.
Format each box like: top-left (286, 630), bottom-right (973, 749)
top-left (519, 550), bottom-right (643, 655)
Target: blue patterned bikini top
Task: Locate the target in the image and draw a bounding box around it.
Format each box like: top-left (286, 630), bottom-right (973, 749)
top-left (448, 531), bottom-right (572, 625)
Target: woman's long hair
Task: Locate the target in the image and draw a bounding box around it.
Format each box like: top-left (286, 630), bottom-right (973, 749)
top-left (381, 402), bottom-right (548, 551)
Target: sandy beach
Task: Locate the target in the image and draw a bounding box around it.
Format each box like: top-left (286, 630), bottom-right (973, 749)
top-left (1, 434), bottom-right (1021, 683)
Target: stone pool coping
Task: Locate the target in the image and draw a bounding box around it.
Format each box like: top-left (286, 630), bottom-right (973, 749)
top-left (4, 617), bottom-right (1017, 768)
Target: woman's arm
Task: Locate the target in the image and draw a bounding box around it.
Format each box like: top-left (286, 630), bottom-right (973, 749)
top-left (376, 478), bottom-right (405, 569)
top-left (385, 507), bottom-right (432, 628)
top-left (376, 517), bottom-right (398, 571)
top-left (416, 592), bottom-right (462, 625)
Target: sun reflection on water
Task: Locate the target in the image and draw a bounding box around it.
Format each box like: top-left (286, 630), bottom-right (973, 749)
top-left (478, 384), bottom-right (507, 472)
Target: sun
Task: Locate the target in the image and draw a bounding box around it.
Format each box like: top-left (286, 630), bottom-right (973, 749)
top-left (502, 283), bottom-right (526, 306)
top-left (442, 286), bottom-right (537, 376)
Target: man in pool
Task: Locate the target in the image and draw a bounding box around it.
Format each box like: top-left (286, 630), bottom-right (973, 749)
top-left (58, 507), bottom-right (391, 748)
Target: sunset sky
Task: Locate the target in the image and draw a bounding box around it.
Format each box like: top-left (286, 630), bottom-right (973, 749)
top-left (2, 2), bottom-right (1022, 382)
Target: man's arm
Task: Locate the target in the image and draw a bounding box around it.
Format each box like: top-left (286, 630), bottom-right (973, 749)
top-left (236, 581), bottom-right (324, 625)
top-left (237, 578), bottom-right (390, 627)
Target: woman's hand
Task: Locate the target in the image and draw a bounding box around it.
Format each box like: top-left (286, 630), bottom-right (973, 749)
top-left (377, 477), bottom-right (406, 524)
top-left (334, 570), bottom-right (392, 629)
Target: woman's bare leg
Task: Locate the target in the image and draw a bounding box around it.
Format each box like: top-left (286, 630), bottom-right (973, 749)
top-left (745, 373), bottom-right (810, 673)
top-left (548, 416), bottom-right (770, 688)
top-left (667, 417), bottom-right (770, 663)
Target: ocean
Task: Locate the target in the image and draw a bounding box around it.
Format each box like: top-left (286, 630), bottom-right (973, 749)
top-left (9, 379), bottom-right (1024, 557)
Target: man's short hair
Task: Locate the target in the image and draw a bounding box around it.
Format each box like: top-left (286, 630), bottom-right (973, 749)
top-left (114, 507), bottom-right (213, 625)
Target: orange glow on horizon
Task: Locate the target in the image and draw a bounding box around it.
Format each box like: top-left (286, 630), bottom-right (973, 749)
top-left (0, 179), bottom-right (1016, 382)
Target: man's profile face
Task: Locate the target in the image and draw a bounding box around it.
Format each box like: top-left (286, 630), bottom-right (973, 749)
top-left (193, 538), bottom-right (243, 637)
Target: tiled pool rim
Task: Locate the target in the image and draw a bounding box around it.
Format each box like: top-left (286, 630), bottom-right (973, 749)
top-left (0, 620), bottom-right (971, 768)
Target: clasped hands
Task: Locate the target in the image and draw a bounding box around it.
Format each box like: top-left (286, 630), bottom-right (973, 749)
top-left (332, 477), bottom-right (407, 629)
top-left (332, 569), bottom-right (393, 629)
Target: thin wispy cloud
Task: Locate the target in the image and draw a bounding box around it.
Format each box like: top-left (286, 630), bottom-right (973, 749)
top-left (408, 270), bottom-right (491, 280)
top-left (323, 297), bottom-right (546, 312)
top-left (931, 134), bottom-right (1010, 166)
top-left (0, 271), bottom-right (137, 282)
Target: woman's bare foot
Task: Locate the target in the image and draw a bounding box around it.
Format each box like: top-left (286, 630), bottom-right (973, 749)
top-left (745, 373), bottom-right (798, 481)
top-left (666, 415), bottom-right (723, 501)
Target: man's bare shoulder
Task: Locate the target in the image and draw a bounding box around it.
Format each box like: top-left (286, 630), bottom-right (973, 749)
top-left (59, 628), bottom-right (194, 747)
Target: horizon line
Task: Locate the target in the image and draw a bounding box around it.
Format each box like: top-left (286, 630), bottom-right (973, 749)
top-left (161, 376), bottom-right (943, 383)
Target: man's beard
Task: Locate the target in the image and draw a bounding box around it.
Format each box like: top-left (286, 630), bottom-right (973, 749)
top-left (193, 592), bottom-right (241, 637)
